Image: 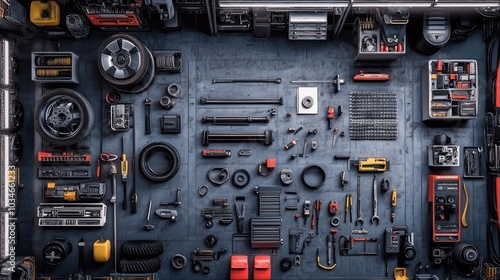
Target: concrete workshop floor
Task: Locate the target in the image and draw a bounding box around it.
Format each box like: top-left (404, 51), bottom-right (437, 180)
top-left (13, 18), bottom-right (488, 279)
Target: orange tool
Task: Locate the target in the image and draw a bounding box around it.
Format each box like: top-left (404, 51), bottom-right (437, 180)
top-left (327, 106), bottom-right (334, 129)
top-left (353, 71), bottom-right (391, 81)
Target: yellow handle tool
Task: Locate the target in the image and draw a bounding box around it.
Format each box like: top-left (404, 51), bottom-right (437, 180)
top-left (391, 189), bottom-right (397, 222)
top-left (349, 157), bottom-right (390, 172)
top-left (121, 135), bottom-right (128, 210)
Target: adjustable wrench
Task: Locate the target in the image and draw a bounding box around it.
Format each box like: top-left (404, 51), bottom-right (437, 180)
top-left (356, 176), bottom-right (363, 226)
top-left (370, 174), bottom-right (380, 225)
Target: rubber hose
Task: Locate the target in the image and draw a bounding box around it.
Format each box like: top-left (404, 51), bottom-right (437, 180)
top-left (121, 241), bottom-right (164, 258)
top-left (139, 142), bottom-right (180, 182)
top-left (119, 258), bottom-right (161, 273)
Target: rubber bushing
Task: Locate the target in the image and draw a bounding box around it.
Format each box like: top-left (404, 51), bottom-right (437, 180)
top-left (204, 234), bottom-right (218, 247)
top-left (160, 95), bottom-right (175, 109)
top-left (167, 83), bottom-right (182, 98)
top-left (232, 169), bottom-right (251, 188)
top-left (171, 254), bottom-right (187, 270)
top-left (280, 257), bottom-right (293, 271)
top-left (202, 265), bottom-right (211, 274)
top-left (192, 261), bottom-right (202, 273)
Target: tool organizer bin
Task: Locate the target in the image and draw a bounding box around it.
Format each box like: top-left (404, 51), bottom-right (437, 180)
top-left (354, 19), bottom-right (405, 61)
top-left (421, 59), bottom-right (478, 121)
top-left (31, 51), bottom-right (79, 84)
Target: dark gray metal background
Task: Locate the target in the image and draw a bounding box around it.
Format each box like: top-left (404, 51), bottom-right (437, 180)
top-left (13, 24), bottom-right (488, 279)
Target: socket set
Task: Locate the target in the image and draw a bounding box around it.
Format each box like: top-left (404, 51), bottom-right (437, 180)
top-left (38, 167), bottom-right (91, 179)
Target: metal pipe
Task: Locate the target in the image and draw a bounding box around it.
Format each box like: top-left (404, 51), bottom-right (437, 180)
top-left (200, 97), bottom-right (283, 105)
top-left (202, 130), bottom-right (274, 146)
top-left (203, 116), bottom-right (270, 124)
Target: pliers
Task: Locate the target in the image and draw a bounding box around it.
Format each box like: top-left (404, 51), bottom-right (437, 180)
top-left (344, 194), bottom-right (353, 223)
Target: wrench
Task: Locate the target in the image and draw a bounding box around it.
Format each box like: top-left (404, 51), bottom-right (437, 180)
top-left (478, 147), bottom-right (483, 176)
top-left (356, 176), bottom-right (363, 226)
top-left (370, 175), bottom-right (380, 225)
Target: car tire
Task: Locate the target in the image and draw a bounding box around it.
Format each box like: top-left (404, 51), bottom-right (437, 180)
top-left (97, 34), bottom-right (149, 88)
top-left (34, 88), bottom-right (94, 146)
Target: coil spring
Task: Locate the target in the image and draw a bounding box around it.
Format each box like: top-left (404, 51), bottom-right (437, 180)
top-left (35, 69), bottom-right (72, 77)
top-left (155, 54), bottom-right (181, 70)
top-left (119, 258), bottom-right (161, 273)
top-left (36, 56), bottom-right (72, 66)
top-left (121, 240), bottom-right (164, 258)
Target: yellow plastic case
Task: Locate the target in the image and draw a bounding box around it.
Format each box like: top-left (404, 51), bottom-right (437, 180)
top-left (93, 239), bottom-right (111, 262)
top-left (30, 0), bottom-right (60, 26)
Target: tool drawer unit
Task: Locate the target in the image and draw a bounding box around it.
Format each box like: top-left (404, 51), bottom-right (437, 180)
top-left (421, 59), bottom-right (478, 121)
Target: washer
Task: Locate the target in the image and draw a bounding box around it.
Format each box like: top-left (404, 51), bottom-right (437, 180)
top-left (297, 87), bottom-right (318, 114)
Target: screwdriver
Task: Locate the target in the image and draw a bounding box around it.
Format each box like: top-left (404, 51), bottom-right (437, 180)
top-left (391, 189), bottom-right (397, 222)
top-left (327, 106), bottom-right (334, 129)
top-left (130, 128), bottom-right (138, 214)
top-left (314, 200), bottom-right (321, 234)
top-left (121, 135), bottom-right (128, 210)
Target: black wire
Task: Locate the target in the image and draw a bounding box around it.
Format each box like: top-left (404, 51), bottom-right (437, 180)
top-left (139, 142), bottom-right (180, 182)
top-left (487, 219), bottom-right (500, 267)
top-left (301, 165), bottom-right (326, 189)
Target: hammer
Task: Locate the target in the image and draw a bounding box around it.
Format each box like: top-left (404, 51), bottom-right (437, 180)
top-left (144, 200), bottom-right (155, 231)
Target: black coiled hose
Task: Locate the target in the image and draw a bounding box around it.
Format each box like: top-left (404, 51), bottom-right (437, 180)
top-left (119, 258), bottom-right (161, 273)
top-left (121, 241), bottom-right (164, 258)
top-left (139, 142), bottom-right (180, 182)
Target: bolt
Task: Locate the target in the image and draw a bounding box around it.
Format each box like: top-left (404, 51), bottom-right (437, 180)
top-left (294, 127), bottom-right (303, 135)
top-left (143, 200), bottom-right (155, 231)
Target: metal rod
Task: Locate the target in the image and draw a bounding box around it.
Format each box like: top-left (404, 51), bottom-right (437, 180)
top-left (200, 97), bottom-right (283, 105)
top-left (212, 78), bottom-right (282, 84)
top-left (203, 116), bottom-right (270, 124)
